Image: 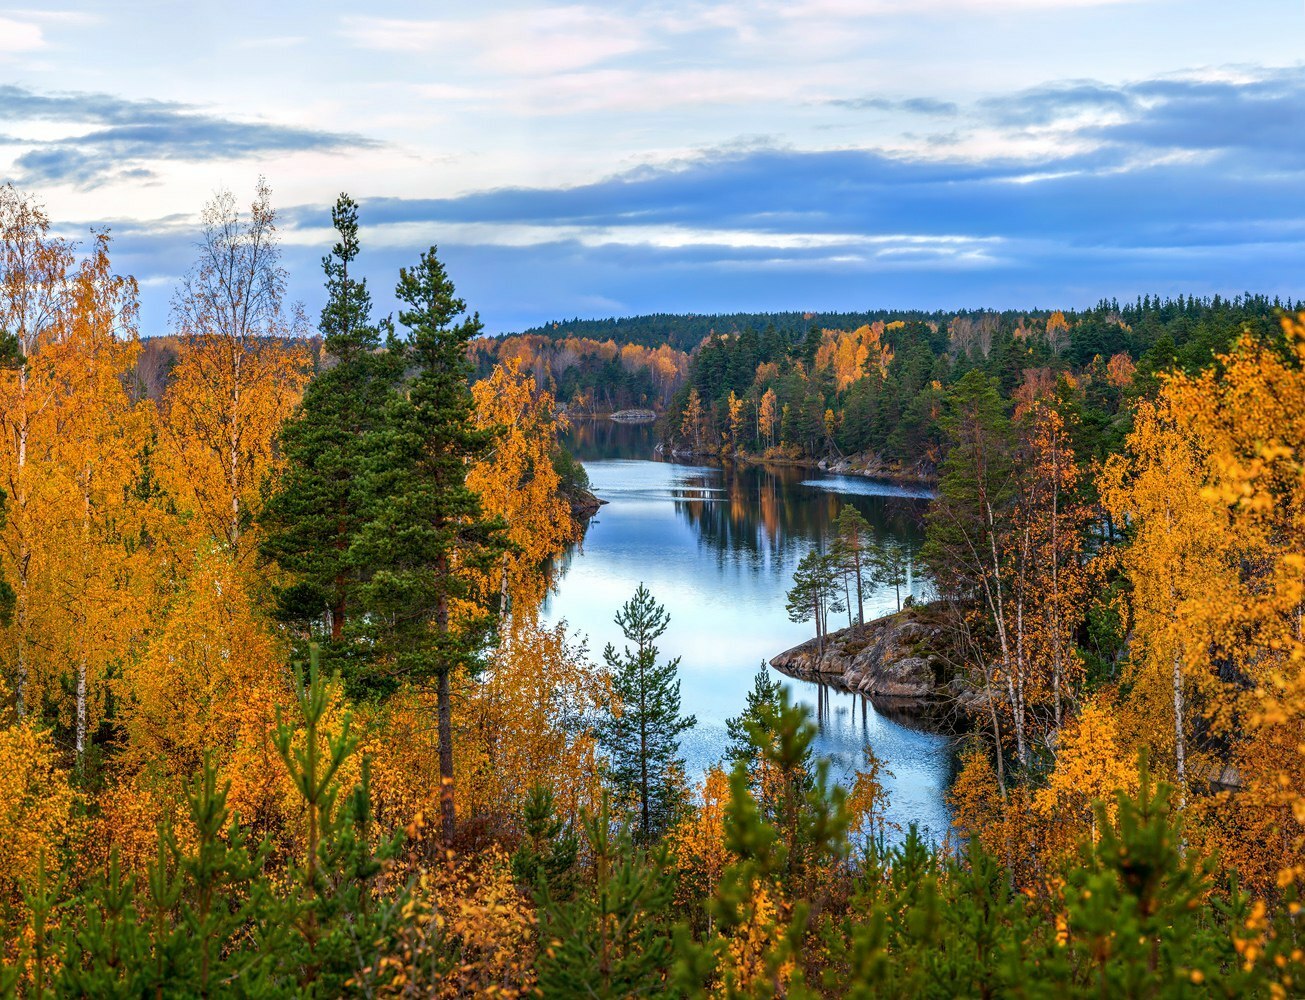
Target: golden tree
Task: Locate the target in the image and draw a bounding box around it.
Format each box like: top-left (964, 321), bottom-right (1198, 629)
top-left (467, 360), bottom-right (578, 616)
top-left (0, 185), bottom-right (74, 717)
top-left (159, 179), bottom-right (310, 561)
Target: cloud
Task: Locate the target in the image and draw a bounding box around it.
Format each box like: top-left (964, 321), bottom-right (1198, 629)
top-left (982, 81), bottom-right (1135, 125)
top-left (0, 15), bottom-right (43, 51)
top-left (0, 85), bottom-right (380, 187)
top-left (829, 96), bottom-right (959, 116)
top-left (342, 10), bottom-right (651, 74)
top-left (59, 62), bottom-right (1305, 335)
top-left (980, 67), bottom-right (1305, 165)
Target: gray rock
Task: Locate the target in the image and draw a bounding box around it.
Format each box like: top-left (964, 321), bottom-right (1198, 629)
top-left (769, 606), bottom-right (946, 711)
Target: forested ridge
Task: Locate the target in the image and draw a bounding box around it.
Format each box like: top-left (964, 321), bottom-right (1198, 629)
top-left (0, 181), bottom-right (1302, 997)
top-left (477, 296), bottom-right (1295, 478)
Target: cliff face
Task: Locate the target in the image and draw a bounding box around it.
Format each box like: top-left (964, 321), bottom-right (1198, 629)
top-left (769, 606), bottom-right (948, 712)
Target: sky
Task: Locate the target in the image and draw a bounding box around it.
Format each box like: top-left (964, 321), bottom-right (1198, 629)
top-left (2, 1), bottom-right (1303, 334)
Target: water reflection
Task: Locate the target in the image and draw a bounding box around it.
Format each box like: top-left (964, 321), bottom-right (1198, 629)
top-left (547, 421), bottom-right (955, 842)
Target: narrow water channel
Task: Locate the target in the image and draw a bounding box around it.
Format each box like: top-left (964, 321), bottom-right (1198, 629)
top-left (544, 421), bottom-right (957, 841)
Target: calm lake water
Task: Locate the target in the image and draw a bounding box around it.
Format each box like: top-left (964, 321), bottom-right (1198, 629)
top-left (544, 421), bottom-right (956, 842)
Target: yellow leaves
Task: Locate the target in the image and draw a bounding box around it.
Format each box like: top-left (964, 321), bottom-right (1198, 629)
top-left (1035, 699), bottom-right (1137, 841)
top-left (811, 324), bottom-right (894, 391)
top-left (716, 878), bottom-right (792, 998)
top-left (453, 614), bottom-right (609, 830)
top-left (0, 719), bottom-right (77, 912)
top-left (157, 332), bottom-right (310, 559)
top-left (468, 360), bottom-right (577, 615)
top-left (847, 746), bottom-right (896, 843)
top-left (373, 846), bottom-right (536, 999)
top-left (666, 766), bottom-right (732, 911)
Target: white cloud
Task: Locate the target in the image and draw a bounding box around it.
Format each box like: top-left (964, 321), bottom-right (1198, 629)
top-left (0, 15), bottom-right (43, 52)
top-left (342, 9), bottom-right (651, 74)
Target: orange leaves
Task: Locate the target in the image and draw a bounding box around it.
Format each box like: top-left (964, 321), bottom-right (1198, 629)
top-left (1099, 314), bottom-right (1305, 894)
top-left (370, 847), bottom-right (536, 998)
top-left (1035, 699), bottom-right (1137, 841)
top-left (468, 360), bottom-right (577, 615)
top-left (1106, 352), bottom-right (1136, 388)
top-left (157, 332), bottom-right (310, 558)
top-left (812, 323), bottom-right (893, 391)
top-left (455, 615), bottom-right (609, 831)
top-left (0, 717), bottom-right (77, 913)
top-left (666, 766), bottom-right (733, 913)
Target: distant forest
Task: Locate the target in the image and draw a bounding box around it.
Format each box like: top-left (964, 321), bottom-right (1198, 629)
top-left (474, 294), bottom-right (1299, 474)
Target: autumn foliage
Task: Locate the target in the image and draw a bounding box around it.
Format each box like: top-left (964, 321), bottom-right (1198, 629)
top-left (0, 178), bottom-right (1301, 997)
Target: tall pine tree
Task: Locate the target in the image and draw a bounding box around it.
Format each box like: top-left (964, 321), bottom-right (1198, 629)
top-left (261, 193), bottom-right (399, 666)
top-left (352, 245), bottom-right (507, 844)
top-left (601, 584), bottom-right (696, 841)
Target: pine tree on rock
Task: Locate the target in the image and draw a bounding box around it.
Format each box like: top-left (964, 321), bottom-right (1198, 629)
top-left (786, 550), bottom-right (845, 656)
top-left (352, 245), bottom-right (508, 845)
top-left (601, 584), bottom-right (696, 842)
top-left (832, 505), bottom-right (871, 628)
top-left (261, 194), bottom-right (400, 662)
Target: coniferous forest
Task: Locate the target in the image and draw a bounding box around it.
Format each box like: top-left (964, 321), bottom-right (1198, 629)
top-left (0, 172), bottom-right (1303, 999)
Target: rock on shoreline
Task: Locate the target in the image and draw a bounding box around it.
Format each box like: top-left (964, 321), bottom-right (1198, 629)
top-left (768, 604), bottom-right (952, 716)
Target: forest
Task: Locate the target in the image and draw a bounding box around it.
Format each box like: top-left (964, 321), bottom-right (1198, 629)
top-left (0, 179), bottom-right (1302, 998)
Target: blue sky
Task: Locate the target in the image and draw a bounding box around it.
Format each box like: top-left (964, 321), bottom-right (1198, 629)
top-left (2, 1), bottom-right (1303, 333)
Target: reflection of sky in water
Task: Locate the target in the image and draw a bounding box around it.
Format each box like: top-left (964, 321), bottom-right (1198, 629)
top-left (545, 426), bottom-right (956, 842)
top-left (799, 477), bottom-right (936, 501)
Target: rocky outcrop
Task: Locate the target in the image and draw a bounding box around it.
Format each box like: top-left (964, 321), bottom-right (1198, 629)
top-left (610, 408), bottom-right (658, 423)
top-left (815, 452), bottom-right (935, 488)
top-left (566, 486), bottom-right (606, 520)
top-left (769, 605), bottom-right (950, 715)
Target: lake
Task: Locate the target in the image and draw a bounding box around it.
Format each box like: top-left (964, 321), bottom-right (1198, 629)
top-left (545, 420), bottom-right (956, 842)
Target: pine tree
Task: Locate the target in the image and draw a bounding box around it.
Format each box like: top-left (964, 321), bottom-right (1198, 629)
top-left (724, 665), bottom-right (784, 769)
top-left (785, 550), bottom-right (845, 655)
top-left (261, 194), bottom-right (401, 663)
top-left (832, 505), bottom-right (871, 628)
top-left (535, 797), bottom-right (676, 998)
top-left (272, 644), bottom-right (400, 996)
top-left (601, 584), bottom-right (697, 841)
top-left (352, 245), bottom-right (508, 844)
top-left (512, 784), bottom-right (580, 903)
top-left (870, 536), bottom-right (912, 614)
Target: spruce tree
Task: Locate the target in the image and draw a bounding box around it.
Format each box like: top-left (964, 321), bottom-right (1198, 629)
top-left (601, 584), bottom-right (696, 841)
top-left (724, 664), bottom-right (783, 769)
top-left (261, 193), bottom-right (400, 668)
top-left (352, 245), bottom-right (507, 844)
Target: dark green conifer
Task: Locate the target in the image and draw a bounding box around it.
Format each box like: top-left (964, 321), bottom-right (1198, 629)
top-left (535, 797), bottom-right (676, 998)
top-left (261, 193), bottom-right (400, 669)
top-left (352, 245), bottom-right (508, 844)
top-left (600, 584), bottom-right (696, 842)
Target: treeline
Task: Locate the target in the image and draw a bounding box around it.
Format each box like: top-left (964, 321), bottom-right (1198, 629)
top-left (469, 333), bottom-right (688, 414)
top-left (774, 311), bottom-right (1305, 908)
top-left (662, 296), bottom-right (1295, 473)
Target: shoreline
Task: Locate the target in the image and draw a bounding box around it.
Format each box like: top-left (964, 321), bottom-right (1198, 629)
top-left (660, 443), bottom-right (938, 491)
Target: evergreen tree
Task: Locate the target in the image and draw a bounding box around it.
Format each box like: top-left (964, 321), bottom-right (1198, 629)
top-left (601, 584), bottom-right (697, 841)
top-left (535, 798), bottom-right (676, 997)
top-left (272, 645), bottom-right (400, 996)
top-left (512, 784), bottom-right (580, 903)
top-left (785, 550), bottom-right (845, 655)
top-left (352, 245), bottom-right (509, 844)
top-left (724, 664), bottom-right (784, 769)
top-left (870, 536), bottom-right (912, 614)
top-left (832, 505), bottom-right (871, 628)
top-left (261, 193), bottom-right (400, 665)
